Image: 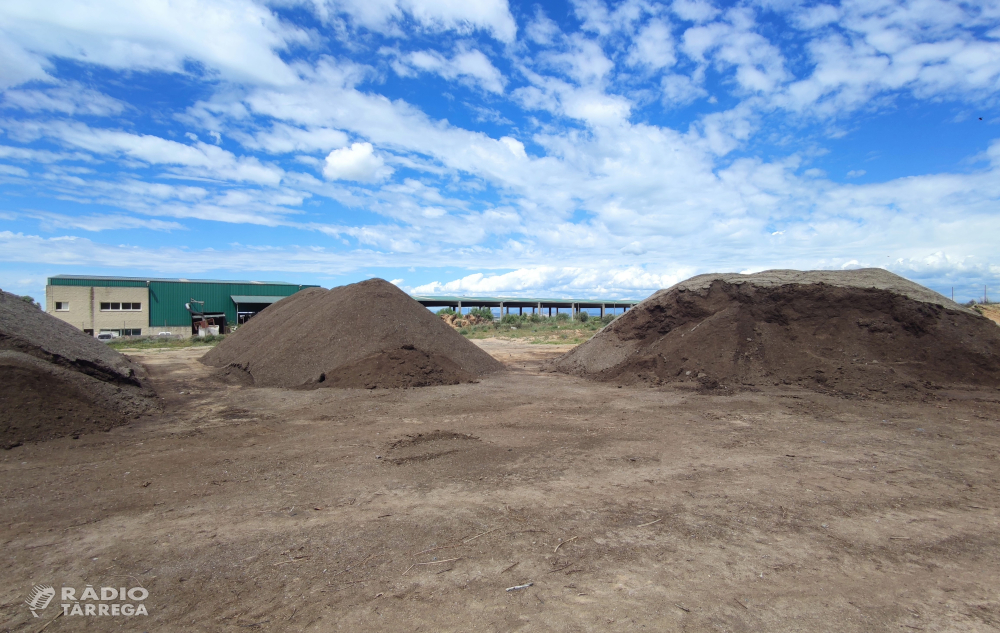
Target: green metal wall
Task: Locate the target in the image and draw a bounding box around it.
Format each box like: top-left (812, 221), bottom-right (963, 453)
top-left (148, 282), bottom-right (315, 327)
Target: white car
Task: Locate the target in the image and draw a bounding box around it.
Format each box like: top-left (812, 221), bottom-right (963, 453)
top-left (157, 332), bottom-right (173, 337)
top-left (96, 332), bottom-right (117, 342)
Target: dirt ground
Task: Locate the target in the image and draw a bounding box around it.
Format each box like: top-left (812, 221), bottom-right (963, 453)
top-left (2, 339), bottom-right (1000, 632)
top-left (975, 304), bottom-right (1000, 327)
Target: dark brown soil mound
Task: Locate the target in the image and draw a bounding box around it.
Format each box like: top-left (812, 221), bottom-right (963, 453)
top-left (552, 269), bottom-right (1000, 396)
top-left (0, 290), bottom-right (158, 449)
top-left (201, 278), bottom-right (504, 388)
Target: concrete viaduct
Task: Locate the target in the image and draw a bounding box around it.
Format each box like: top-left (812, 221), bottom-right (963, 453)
top-left (410, 294), bottom-right (642, 318)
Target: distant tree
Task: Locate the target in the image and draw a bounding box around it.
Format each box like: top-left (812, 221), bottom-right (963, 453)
top-left (468, 307), bottom-right (495, 321)
top-left (20, 295), bottom-right (40, 309)
top-left (436, 307), bottom-right (457, 316)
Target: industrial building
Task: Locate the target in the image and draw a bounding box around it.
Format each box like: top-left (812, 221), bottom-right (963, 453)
top-left (46, 275), bottom-right (317, 337)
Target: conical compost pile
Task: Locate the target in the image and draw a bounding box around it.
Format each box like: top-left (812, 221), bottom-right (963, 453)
top-left (201, 278), bottom-right (504, 389)
top-left (553, 269), bottom-right (1000, 395)
top-left (0, 290), bottom-right (159, 449)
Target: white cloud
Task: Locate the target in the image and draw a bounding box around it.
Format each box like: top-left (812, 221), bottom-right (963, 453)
top-left (525, 7), bottom-right (561, 45)
top-left (0, 36), bottom-right (48, 88)
top-left (776, 3), bottom-right (1000, 117)
top-left (627, 19), bottom-right (677, 70)
top-left (391, 46), bottom-right (506, 93)
top-left (543, 36), bottom-right (615, 84)
top-left (237, 123), bottom-right (350, 154)
top-left (846, 169), bottom-right (866, 178)
top-left (792, 4), bottom-right (840, 30)
top-left (661, 73), bottom-right (706, 105)
top-left (10, 120), bottom-right (284, 185)
top-left (0, 163), bottom-right (28, 177)
top-left (672, 0), bottom-right (719, 24)
top-left (621, 241), bottom-right (646, 255)
top-left (411, 265), bottom-right (693, 298)
top-left (26, 210), bottom-right (186, 232)
top-left (2, 82), bottom-right (126, 116)
top-left (302, 0), bottom-right (517, 42)
top-left (0, 230), bottom-right (397, 273)
top-left (0, 0), bottom-right (307, 88)
top-left (682, 8), bottom-right (789, 94)
top-left (322, 142), bottom-right (393, 182)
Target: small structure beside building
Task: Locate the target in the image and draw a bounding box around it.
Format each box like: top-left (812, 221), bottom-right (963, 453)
top-left (46, 275), bottom-right (317, 337)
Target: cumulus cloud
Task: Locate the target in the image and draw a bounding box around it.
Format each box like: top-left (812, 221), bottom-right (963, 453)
top-left (627, 19), bottom-right (677, 70)
top-left (681, 8), bottom-right (789, 94)
top-left (322, 142), bottom-right (393, 182)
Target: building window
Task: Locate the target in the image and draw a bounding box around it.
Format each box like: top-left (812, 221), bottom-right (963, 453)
top-left (55, 301), bottom-right (69, 311)
top-left (99, 329), bottom-right (142, 336)
top-left (99, 302), bottom-right (141, 311)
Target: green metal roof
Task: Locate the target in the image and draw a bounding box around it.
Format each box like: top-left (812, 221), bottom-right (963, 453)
top-left (231, 295), bottom-right (289, 304)
top-left (50, 274), bottom-right (300, 285)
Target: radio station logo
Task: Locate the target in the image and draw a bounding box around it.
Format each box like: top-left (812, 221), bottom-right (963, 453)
top-left (24, 584), bottom-right (149, 618)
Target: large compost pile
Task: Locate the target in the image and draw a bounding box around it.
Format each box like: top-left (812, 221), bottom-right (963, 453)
top-left (553, 269), bottom-right (1000, 396)
top-left (0, 290), bottom-right (158, 448)
top-left (202, 278), bottom-right (504, 389)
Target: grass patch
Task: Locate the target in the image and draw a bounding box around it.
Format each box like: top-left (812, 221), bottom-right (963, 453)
top-left (108, 334), bottom-right (225, 351)
top-left (458, 314), bottom-right (611, 344)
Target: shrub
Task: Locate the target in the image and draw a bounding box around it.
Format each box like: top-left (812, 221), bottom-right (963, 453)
top-left (576, 310), bottom-right (589, 322)
top-left (555, 312), bottom-right (570, 322)
top-left (600, 313), bottom-right (617, 325)
top-left (468, 307), bottom-right (495, 321)
top-left (436, 307), bottom-right (457, 316)
top-left (500, 313), bottom-right (526, 325)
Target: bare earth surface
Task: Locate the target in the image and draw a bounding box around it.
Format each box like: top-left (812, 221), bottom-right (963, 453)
top-left (2, 342), bottom-right (1000, 632)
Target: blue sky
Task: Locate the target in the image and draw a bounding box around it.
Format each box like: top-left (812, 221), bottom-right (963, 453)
top-left (1, 0), bottom-right (999, 303)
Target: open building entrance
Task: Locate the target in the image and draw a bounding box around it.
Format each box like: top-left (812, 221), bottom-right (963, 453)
top-left (232, 295), bottom-right (287, 326)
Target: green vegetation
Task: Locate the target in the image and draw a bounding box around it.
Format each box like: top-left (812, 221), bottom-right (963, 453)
top-left (467, 307), bottom-right (495, 321)
top-left (436, 307), bottom-right (457, 316)
top-left (108, 334), bottom-right (225, 351)
top-left (457, 312), bottom-right (618, 344)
